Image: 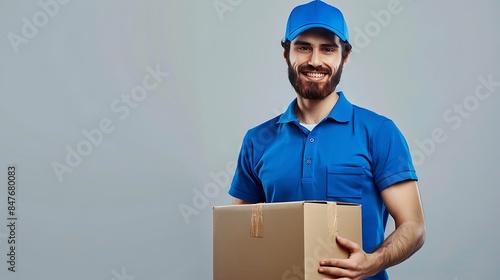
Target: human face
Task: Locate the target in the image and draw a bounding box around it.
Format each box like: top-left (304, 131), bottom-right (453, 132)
top-left (285, 28), bottom-right (347, 100)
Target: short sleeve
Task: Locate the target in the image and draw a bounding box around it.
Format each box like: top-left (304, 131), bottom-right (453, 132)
top-left (228, 131), bottom-right (266, 202)
top-left (372, 120), bottom-right (418, 191)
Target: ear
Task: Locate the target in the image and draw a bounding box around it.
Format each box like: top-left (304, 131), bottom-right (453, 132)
top-left (281, 40), bottom-right (290, 64)
top-left (342, 51), bottom-right (351, 67)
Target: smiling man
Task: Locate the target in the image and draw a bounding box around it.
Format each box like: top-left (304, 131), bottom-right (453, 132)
top-left (228, 1), bottom-right (425, 279)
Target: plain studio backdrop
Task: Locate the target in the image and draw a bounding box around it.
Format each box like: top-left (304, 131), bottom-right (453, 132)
top-left (0, 0), bottom-right (499, 279)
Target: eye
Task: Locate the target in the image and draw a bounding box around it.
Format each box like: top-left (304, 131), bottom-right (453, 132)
top-left (323, 47), bottom-right (336, 53)
top-left (297, 46), bottom-right (311, 52)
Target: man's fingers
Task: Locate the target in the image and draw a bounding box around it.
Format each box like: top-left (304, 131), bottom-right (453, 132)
top-left (336, 235), bottom-right (360, 252)
top-left (319, 257), bottom-right (349, 269)
top-left (318, 264), bottom-right (345, 276)
top-left (318, 237), bottom-right (364, 278)
top-left (319, 236), bottom-right (360, 268)
top-left (318, 262), bottom-right (353, 279)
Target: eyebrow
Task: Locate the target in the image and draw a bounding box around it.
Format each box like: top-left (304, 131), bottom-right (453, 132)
top-left (293, 40), bottom-right (340, 48)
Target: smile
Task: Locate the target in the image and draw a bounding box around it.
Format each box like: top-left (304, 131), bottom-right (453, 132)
top-left (301, 71), bottom-right (328, 81)
top-left (304, 72), bottom-right (326, 78)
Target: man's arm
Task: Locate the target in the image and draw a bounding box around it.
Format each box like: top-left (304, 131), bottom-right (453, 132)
top-left (371, 180), bottom-right (426, 268)
top-left (232, 197), bottom-right (255, 204)
top-left (318, 180), bottom-right (426, 279)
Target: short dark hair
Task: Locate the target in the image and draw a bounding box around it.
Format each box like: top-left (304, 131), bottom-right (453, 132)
top-left (281, 36), bottom-right (352, 60)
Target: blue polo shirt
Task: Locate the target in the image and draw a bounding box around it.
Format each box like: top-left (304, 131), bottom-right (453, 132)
top-left (229, 92), bottom-right (417, 280)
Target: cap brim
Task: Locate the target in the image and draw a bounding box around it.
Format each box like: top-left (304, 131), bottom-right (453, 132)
top-left (285, 23), bottom-right (348, 42)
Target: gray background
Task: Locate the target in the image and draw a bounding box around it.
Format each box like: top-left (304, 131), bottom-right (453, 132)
top-left (0, 0), bottom-right (499, 279)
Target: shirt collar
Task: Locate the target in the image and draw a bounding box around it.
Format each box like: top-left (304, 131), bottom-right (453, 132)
top-left (278, 91), bottom-right (353, 124)
top-left (277, 99), bottom-right (299, 124)
top-left (326, 91), bottom-right (352, 123)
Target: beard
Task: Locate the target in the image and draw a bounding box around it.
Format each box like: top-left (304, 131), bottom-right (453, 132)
top-left (287, 60), bottom-right (344, 100)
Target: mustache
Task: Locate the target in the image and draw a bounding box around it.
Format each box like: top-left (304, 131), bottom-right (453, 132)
top-left (297, 65), bottom-right (331, 74)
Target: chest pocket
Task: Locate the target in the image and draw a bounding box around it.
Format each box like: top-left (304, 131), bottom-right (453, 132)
top-left (326, 166), bottom-right (365, 198)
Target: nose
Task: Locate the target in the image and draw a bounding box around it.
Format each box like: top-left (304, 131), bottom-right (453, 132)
top-left (308, 49), bottom-right (322, 67)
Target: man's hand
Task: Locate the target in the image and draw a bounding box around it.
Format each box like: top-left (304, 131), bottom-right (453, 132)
top-left (318, 236), bottom-right (379, 280)
top-left (318, 180), bottom-right (426, 279)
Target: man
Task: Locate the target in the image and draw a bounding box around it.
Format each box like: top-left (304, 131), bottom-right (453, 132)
top-left (228, 1), bottom-right (425, 279)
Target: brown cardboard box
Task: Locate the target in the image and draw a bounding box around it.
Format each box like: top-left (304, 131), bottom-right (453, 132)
top-left (213, 201), bottom-right (362, 280)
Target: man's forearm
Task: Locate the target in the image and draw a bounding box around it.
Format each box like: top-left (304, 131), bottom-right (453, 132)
top-left (370, 220), bottom-right (426, 272)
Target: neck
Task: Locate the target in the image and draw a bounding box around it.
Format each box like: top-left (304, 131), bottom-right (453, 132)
top-left (295, 92), bottom-right (339, 124)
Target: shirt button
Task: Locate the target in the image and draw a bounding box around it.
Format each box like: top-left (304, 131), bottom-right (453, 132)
top-left (306, 159), bottom-right (312, 165)
top-left (309, 138), bottom-right (315, 143)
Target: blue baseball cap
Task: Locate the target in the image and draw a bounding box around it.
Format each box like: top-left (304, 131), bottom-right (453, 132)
top-left (284, 0), bottom-right (349, 42)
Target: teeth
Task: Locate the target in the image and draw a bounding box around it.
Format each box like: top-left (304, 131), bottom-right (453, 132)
top-left (305, 72), bottom-right (325, 78)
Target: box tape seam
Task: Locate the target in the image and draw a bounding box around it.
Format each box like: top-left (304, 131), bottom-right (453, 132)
top-left (250, 204), bottom-right (264, 238)
top-left (327, 202), bottom-right (338, 237)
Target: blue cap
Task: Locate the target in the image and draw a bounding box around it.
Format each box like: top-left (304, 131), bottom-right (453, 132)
top-left (284, 0), bottom-right (349, 42)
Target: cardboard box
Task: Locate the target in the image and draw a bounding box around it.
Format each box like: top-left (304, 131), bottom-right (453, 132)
top-left (213, 201), bottom-right (362, 280)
